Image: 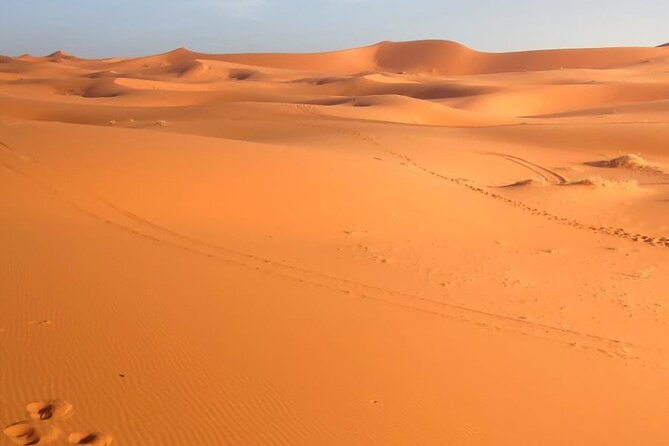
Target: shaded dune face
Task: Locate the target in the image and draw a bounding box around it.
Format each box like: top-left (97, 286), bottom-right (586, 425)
top-left (0, 40), bottom-right (668, 446)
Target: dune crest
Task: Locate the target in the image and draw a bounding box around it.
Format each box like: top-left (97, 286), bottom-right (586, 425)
top-left (46, 50), bottom-right (79, 62)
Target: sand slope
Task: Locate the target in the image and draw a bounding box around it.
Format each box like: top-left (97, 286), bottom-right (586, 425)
top-left (1, 41), bottom-right (668, 446)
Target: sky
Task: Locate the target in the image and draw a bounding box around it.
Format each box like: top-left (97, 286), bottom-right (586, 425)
top-left (0, 0), bottom-right (667, 57)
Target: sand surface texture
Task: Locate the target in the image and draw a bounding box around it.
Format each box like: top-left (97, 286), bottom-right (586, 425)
top-left (1, 40), bottom-right (668, 445)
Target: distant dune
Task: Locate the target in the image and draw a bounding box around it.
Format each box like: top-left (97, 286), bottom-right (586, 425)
top-left (8, 40), bottom-right (667, 75)
top-left (1, 40), bottom-right (668, 446)
top-left (80, 40), bottom-right (669, 75)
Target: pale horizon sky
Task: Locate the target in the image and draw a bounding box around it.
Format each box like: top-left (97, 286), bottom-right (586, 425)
top-left (0, 0), bottom-right (667, 57)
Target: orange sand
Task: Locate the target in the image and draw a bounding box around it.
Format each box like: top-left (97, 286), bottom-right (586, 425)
top-left (1, 40), bottom-right (668, 445)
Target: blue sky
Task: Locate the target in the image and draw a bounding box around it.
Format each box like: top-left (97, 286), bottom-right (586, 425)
top-left (0, 0), bottom-right (667, 57)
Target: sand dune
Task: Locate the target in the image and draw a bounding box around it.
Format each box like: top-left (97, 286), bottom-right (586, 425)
top-left (295, 94), bottom-right (514, 126)
top-left (139, 40), bottom-right (668, 75)
top-left (1, 40), bottom-right (668, 446)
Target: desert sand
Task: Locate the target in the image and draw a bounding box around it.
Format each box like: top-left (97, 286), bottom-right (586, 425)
top-left (1, 40), bottom-right (668, 445)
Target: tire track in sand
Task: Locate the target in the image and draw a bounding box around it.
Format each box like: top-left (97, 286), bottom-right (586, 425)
top-left (345, 132), bottom-right (669, 249)
top-left (486, 152), bottom-right (568, 185)
top-left (0, 139), bottom-right (661, 364)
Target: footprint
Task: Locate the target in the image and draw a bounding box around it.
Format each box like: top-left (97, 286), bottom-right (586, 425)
top-left (3, 422), bottom-right (40, 445)
top-left (28, 320), bottom-right (52, 326)
top-left (68, 432), bottom-right (113, 445)
top-left (26, 400), bottom-right (73, 420)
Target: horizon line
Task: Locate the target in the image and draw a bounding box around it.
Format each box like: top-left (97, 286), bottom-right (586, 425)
top-left (3, 38), bottom-right (668, 60)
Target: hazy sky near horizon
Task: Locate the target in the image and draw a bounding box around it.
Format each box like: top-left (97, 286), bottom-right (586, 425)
top-left (0, 0), bottom-right (667, 57)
